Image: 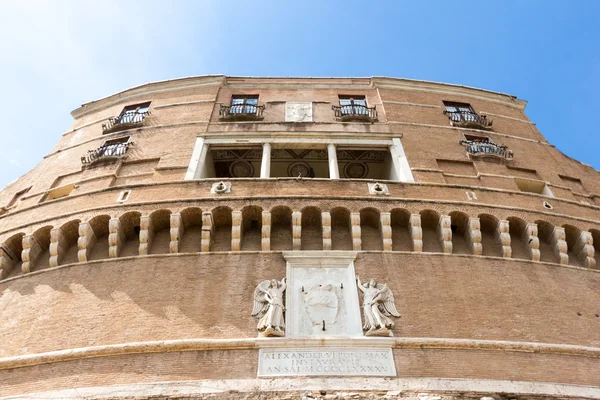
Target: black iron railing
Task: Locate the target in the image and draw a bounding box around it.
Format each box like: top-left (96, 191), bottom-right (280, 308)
top-left (81, 141), bottom-right (131, 165)
top-left (102, 110), bottom-right (150, 133)
top-left (460, 140), bottom-right (513, 160)
top-left (332, 105), bottom-right (378, 121)
top-left (445, 111), bottom-right (492, 129)
top-left (219, 104), bottom-right (265, 120)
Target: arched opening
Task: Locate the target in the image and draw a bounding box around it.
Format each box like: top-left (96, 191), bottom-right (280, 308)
top-left (148, 209), bottom-right (171, 255)
top-left (212, 206), bottom-right (232, 251)
top-left (30, 225), bottom-right (52, 270)
top-left (507, 217), bottom-right (529, 260)
top-left (536, 220), bottom-right (558, 263)
top-left (1, 232), bottom-right (24, 278)
top-left (301, 206), bottom-right (323, 250)
top-left (391, 208), bottom-right (411, 251)
top-left (180, 207), bottom-right (203, 253)
top-left (479, 214), bottom-right (502, 257)
top-left (591, 229), bottom-right (600, 269)
top-left (420, 210), bottom-right (442, 253)
top-left (331, 207), bottom-right (352, 250)
top-left (563, 224), bottom-right (583, 267)
top-left (241, 206), bottom-right (263, 251)
top-left (449, 211), bottom-right (470, 255)
top-left (360, 208), bottom-right (382, 251)
top-left (120, 211), bottom-right (141, 257)
top-left (270, 206), bottom-right (293, 250)
top-left (88, 215), bottom-right (110, 261)
top-left (58, 219), bottom-right (81, 265)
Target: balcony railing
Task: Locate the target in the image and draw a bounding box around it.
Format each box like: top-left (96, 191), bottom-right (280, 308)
top-left (445, 111), bottom-right (493, 129)
top-left (332, 105), bottom-right (378, 122)
top-left (460, 140), bottom-right (513, 161)
top-left (102, 110), bottom-right (150, 134)
top-left (219, 104), bottom-right (264, 121)
top-left (81, 141), bottom-right (131, 166)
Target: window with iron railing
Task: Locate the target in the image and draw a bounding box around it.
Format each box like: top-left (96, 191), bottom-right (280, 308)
top-left (332, 96), bottom-right (377, 121)
top-left (443, 101), bottom-right (492, 129)
top-left (102, 102), bottom-right (151, 133)
top-left (81, 137), bottom-right (132, 166)
top-left (219, 95), bottom-right (264, 120)
top-left (459, 135), bottom-right (513, 161)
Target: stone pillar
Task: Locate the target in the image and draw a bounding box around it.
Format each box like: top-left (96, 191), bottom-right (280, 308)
top-left (21, 234), bottom-right (42, 273)
top-left (169, 213), bottom-right (183, 254)
top-left (496, 219), bottom-right (512, 258)
top-left (322, 211), bottom-right (332, 251)
top-left (49, 228), bottom-right (61, 267)
top-left (201, 211), bottom-right (214, 252)
top-left (551, 226), bottom-right (569, 265)
top-left (108, 218), bottom-right (124, 258)
top-left (438, 215), bottom-right (452, 254)
top-left (261, 211), bottom-right (271, 251)
top-left (574, 231), bottom-right (596, 269)
top-left (391, 137), bottom-right (415, 183)
top-left (380, 212), bottom-right (392, 251)
top-left (524, 223), bottom-right (540, 262)
top-left (77, 221), bottom-right (97, 263)
top-left (231, 210), bottom-right (243, 251)
top-left (260, 143), bottom-right (272, 178)
top-left (193, 143), bottom-right (210, 179)
top-left (466, 217), bottom-right (482, 255)
top-left (138, 215), bottom-right (153, 256)
top-left (292, 211), bottom-right (302, 250)
top-left (409, 214), bottom-right (422, 252)
top-left (351, 212), bottom-right (361, 251)
top-left (327, 143), bottom-right (340, 179)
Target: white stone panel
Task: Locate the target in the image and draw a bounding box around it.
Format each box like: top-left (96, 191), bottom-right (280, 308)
top-left (285, 102), bottom-right (313, 122)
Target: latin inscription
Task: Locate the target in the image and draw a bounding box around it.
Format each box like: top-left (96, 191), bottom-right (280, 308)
top-left (258, 348), bottom-right (396, 377)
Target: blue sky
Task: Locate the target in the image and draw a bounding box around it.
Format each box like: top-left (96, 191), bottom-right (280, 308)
top-left (0, 0), bottom-right (598, 189)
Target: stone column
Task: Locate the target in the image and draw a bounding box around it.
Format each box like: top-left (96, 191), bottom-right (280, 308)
top-left (169, 213), bottom-right (183, 254)
top-left (496, 220), bottom-right (512, 258)
top-left (292, 211), bottom-right (302, 250)
top-left (322, 211), bottom-right (332, 251)
top-left (201, 211), bottom-right (214, 252)
top-left (138, 215), bottom-right (153, 256)
top-left (551, 226), bottom-right (569, 265)
top-left (327, 143), bottom-right (340, 179)
top-left (108, 218), bottom-right (124, 258)
top-left (524, 223), bottom-right (540, 262)
top-left (261, 211), bottom-right (271, 251)
top-left (77, 221), bottom-right (97, 263)
top-left (260, 143), bottom-right (272, 178)
top-left (466, 217), bottom-right (482, 255)
top-left (380, 212), bottom-right (392, 251)
top-left (194, 143), bottom-right (210, 179)
top-left (409, 214), bottom-right (422, 252)
top-left (438, 215), bottom-right (453, 254)
top-left (351, 212), bottom-right (361, 251)
top-left (21, 235), bottom-right (42, 273)
top-left (231, 210), bottom-right (243, 251)
top-left (574, 231), bottom-right (596, 269)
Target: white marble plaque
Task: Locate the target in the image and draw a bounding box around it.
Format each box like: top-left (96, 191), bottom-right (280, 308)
top-left (285, 102), bottom-right (313, 122)
top-left (258, 347), bottom-right (396, 377)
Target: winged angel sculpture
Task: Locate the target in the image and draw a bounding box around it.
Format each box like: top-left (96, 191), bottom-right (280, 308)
top-left (252, 278), bottom-right (286, 337)
top-left (356, 276), bottom-right (400, 336)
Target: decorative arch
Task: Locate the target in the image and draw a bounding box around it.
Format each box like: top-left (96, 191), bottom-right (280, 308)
top-left (330, 207), bottom-right (352, 250)
top-left (360, 207), bottom-right (382, 251)
top-left (241, 205), bottom-right (263, 251)
top-left (507, 216), bottom-right (530, 260)
top-left (390, 208), bottom-right (411, 251)
top-left (478, 213), bottom-right (502, 257)
top-left (301, 206), bottom-right (323, 250)
top-left (212, 206), bottom-right (233, 251)
top-left (119, 211), bottom-right (141, 257)
top-left (449, 211), bottom-right (470, 255)
top-left (179, 207), bottom-right (203, 253)
top-left (420, 209), bottom-right (442, 253)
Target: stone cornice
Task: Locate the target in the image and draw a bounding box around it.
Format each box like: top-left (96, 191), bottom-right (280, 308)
top-left (0, 336), bottom-right (597, 372)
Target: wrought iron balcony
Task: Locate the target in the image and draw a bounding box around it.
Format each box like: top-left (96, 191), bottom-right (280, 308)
top-left (102, 110), bottom-right (150, 134)
top-left (332, 105), bottom-right (378, 122)
top-left (460, 140), bottom-right (513, 161)
top-left (445, 111), bottom-right (493, 129)
top-left (219, 104), bottom-right (265, 121)
top-left (81, 141), bottom-right (131, 166)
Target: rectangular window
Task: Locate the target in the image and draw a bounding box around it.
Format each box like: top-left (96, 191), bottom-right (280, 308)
top-left (443, 101), bottom-right (479, 122)
top-left (463, 134), bottom-right (491, 143)
top-left (339, 96), bottom-right (368, 115)
top-left (100, 136), bottom-right (130, 157)
top-left (230, 95), bottom-right (259, 114)
top-left (116, 102), bottom-right (151, 124)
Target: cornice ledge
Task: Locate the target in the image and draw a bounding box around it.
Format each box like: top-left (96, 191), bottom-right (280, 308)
top-left (0, 337), bottom-right (597, 371)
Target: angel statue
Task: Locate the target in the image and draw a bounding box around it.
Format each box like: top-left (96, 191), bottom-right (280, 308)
top-left (252, 278), bottom-right (287, 337)
top-left (356, 276), bottom-right (400, 336)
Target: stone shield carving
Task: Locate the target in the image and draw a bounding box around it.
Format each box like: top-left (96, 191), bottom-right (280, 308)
top-left (302, 284), bottom-right (338, 334)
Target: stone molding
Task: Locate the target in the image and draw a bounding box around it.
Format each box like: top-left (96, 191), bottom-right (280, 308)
top-left (0, 336), bottom-right (598, 372)
top-left (5, 378), bottom-right (598, 400)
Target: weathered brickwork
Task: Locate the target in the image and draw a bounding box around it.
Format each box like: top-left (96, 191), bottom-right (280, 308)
top-left (0, 76), bottom-right (599, 398)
